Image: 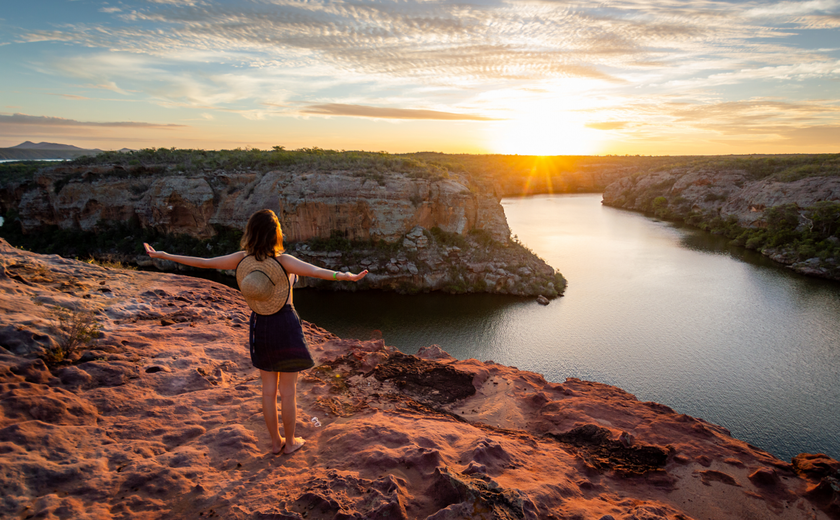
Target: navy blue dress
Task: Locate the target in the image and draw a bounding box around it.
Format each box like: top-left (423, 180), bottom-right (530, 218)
top-left (248, 272), bottom-right (314, 373)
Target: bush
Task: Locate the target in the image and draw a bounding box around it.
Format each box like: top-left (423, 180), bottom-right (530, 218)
top-left (430, 227), bottom-right (467, 248)
top-left (651, 196), bottom-right (670, 218)
top-left (745, 234), bottom-right (766, 250)
top-left (810, 201), bottom-right (840, 237)
top-left (467, 228), bottom-right (500, 248)
top-left (43, 304), bottom-right (101, 365)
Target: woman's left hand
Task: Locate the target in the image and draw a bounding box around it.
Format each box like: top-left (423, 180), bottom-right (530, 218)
top-left (343, 269), bottom-right (369, 282)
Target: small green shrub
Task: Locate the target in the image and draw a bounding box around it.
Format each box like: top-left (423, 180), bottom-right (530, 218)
top-left (745, 234), bottom-right (766, 250)
top-left (430, 227), bottom-right (467, 248)
top-left (467, 228), bottom-right (499, 248)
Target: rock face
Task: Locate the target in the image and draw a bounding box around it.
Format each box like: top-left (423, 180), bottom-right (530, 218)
top-left (285, 226), bottom-right (565, 297)
top-left (2, 240), bottom-right (839, 519)
top-left (4, 165), bottom-right (510, 243)
top-left (2, 164), bottom-right (568, 297)
top-left (603, 168), bottom-right (840, 228)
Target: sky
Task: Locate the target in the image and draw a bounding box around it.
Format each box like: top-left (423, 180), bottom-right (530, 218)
top-left (1, 0), bottom-right (839, 156)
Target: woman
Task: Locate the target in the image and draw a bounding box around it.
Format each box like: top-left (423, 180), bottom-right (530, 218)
top-left (143, 209), bottom-right (368, 454)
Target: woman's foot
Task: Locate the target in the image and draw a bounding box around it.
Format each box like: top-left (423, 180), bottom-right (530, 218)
top-left (271, 436), bottom-right (286, 455)
top-left (284, 437), bottom-right (305, 454)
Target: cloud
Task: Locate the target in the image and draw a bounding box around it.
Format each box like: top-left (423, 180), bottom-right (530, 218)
top-left (17, 0), bottom-right (840, 100)
top-left (0, 113), bottom-right (186, 128)
top-left (18, 1), bottom-right (721, 85)
top-left (745, 0), bottom-right (839, 18)
top-left (665, 60), bottom-right (840, 89)
top-left (48, 93), bottom-right (90, 100)
top-left (665, 99), bottom-right (840, 127)
top-left (586, 121), bottom-right (629, 130)
top-left (300, 103), bottom-right (500, 121)
top-left (779, 125), bottom-right (840, 146)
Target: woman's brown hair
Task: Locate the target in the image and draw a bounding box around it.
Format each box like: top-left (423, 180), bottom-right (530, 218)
top-left (241, 209), bottom-right (284, 261)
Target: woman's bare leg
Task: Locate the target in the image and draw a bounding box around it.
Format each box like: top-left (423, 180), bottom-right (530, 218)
top-left (279, 371), bottom-right (305, 454)
top-left (259, 370), bottom-right (285, 454)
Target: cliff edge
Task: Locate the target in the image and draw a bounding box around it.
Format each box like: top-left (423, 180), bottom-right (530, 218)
top-left (2, 239), bottom-right (838, 519)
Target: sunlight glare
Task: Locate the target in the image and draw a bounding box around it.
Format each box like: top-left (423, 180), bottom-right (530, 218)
top-left (488, 113), bottom-right (601, 156)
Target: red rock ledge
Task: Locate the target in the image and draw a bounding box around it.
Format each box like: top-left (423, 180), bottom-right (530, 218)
top-left (1, 238), bottom-right (838, 520)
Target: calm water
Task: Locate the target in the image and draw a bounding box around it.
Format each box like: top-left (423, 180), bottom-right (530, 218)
top-left (291, 194), bottom-right (840, 461)
top-left (0, 159), bottom-right (68, 163)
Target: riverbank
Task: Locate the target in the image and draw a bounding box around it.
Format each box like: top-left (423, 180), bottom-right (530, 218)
top-left (2, 239), bottom-right (840, 519)
top-left (601, 154), bottom-right (840, 281)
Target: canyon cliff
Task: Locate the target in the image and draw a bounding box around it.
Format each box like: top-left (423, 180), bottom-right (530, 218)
top-left (2, 240), bottom-right (839, 519)
top-left (0, 158), bottom-right (563, 298)
top-left (8, 164), bottom-right (508, 242)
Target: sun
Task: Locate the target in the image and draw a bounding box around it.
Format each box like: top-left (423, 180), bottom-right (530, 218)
top-left (487, 113), bottom-right (601, 156)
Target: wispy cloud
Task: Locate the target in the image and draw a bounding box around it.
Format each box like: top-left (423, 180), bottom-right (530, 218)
top-left (48, 93), bottom-right (90, 100)
top-left (11, 2), bottom-right (732, 84)
top-left (0, 113), bottom-right (186, 128)
top-left (301, 104), bottom-right (499, 121)
top-left (586, 121), bottom-right (630, 130)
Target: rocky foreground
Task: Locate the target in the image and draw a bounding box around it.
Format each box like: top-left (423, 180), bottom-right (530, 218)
top-left (1, 239), bottom-right (839, 520)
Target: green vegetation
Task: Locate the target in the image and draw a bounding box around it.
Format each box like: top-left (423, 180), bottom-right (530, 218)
top-left (0, 161), bottom-right (62, 183)
top-left (643, 154), bottom-right (840, 182)
top-left (430, 226), bottom-right (467, 248)
top-left (708, 154), bottom-right (840, 182)
top-left (0, 210), bottom-right (243, 262)
top-left (679, 203), bottom-right (840, 266)
top-left (68, 147), bottom-right (449, 179)
top-left (0, 149), bottom-right (91, 161)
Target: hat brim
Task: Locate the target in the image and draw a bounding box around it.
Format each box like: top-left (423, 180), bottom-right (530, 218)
top-left (235, 255), bottom-right (290, 315)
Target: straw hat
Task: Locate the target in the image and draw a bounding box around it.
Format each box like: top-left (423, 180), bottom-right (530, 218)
top-left (235, 256), bottom-right (290, 315)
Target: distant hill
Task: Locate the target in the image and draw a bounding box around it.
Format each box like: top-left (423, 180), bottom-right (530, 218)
top-left (0, 141), bottom-right (101, 160)
top-left (10, 141), bottom-right (95, 151)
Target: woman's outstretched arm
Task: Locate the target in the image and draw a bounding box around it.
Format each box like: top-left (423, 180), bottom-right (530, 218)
top-left (278, 254), bottom-right (368, 282)
top-left (143, 243), bottom-right (247, 271)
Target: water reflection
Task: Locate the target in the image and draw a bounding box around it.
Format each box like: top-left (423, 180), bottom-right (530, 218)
top-left (294, 291), bottom-right (527, 359)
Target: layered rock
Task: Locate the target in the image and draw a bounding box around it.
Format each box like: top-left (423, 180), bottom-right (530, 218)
top-left (4, 165), bottom-right (509, 242)
top-left (286, 226), bottom-right (564, 297)
top-left (2, 240), bottom-right (838, 519)
top-left (603, 168), bottom-right (840, 228)
top-left (2, 164), bottom-right (567, 297)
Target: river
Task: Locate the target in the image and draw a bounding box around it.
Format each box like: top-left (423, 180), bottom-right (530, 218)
top-left (292, 193), bottom-right (840, 462)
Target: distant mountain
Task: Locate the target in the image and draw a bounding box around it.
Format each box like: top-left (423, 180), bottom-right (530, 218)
top-left (0, 142), bottom-right (101, 161)
top-left (10, 141), bottom-right (97, 151)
